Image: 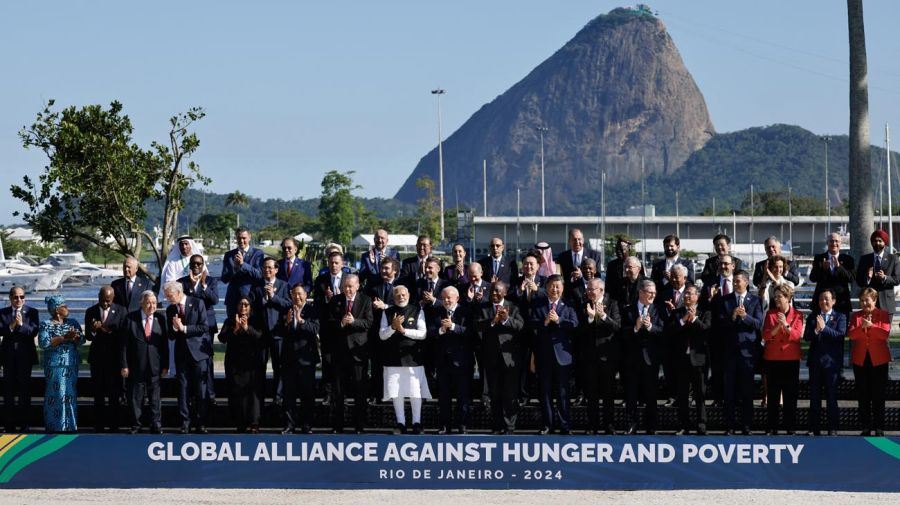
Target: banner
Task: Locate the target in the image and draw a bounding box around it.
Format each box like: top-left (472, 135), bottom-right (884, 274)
top-left (1, 434), bottom-right (899, 490)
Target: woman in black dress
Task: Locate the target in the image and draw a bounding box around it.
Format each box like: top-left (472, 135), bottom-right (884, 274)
top-left (218, 297), bottom-right (267, 433)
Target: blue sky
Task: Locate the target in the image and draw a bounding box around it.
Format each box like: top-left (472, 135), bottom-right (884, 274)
top-left (2, 0), bottom-right (899, 224)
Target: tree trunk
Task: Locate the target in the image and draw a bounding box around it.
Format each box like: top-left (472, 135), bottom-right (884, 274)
top-left (848, 0), bottom-right (874, 259)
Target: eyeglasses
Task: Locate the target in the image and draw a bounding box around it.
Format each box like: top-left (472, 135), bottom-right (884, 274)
top-left (238, 301), bottom-right (251, 306)
top-left (189, 262), bottom-right (204, 267)
top-left (10, 295), bottom-right (24, 300)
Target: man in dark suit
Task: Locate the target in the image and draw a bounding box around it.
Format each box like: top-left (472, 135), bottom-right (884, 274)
top-left (508, 250), bottom-right (545, 406)
top-left (358, 229), bottom-right (401, 288)
top-left (111, 256), bottom-right (153, 313)
top-left (313, 250), bottom-right (348, 405)
top-left (558, 228), bottom-right (604, 294)
top-left (605, 236), bottom-right (645, 305)
top-left (656, 263), bottom-right (691, 407)
top-left (803, 288), bottom-right (847, 436)
top-left (578, 278), bottom-right (621, 434)
top-left (162, 281), bottom-right (211, 433)
top-left (326, 274), bottom-right (373, 433)
top-left (613, 256), bottom-right (648, 316)
top-left (177, 253), bottom-right (220, 407)
top-left (431, 286), bottom-right (474, 434)
top-left (856, 229), bottom-right (900, 316)
top-left (752, 236), bottom-right (800, 288)
top-left (249, 257), bottom-right (292, 406)
top-left (475, 281), bottom-right (525, 434)
top-left (809, 232), bottom-right (855, 316)
top-left (221, 226), bottom-right (265, 318)
top-left (400, 235), bottom-right (442, 289)
top-left (121, 291), bottom-right (168, 434)
top-left (84, 285), bottom-right (128, 432)
top-left (277, 236), bottom-right (313, 292)
top-left (700, 234), bottom-right (745, 279)
top-left (365, 256), bottom-right (400, 403)
top-left (531, 274), bottom-right (579, 434)
top-left (478, 237), bottom-right (518, 285)
top-left (0, 287), bottom-right (39, 433)
top-left (715, 270), bottom-right (763, 434)
top-left (458, 263), bottom-right (491, 308)
top-left (651, 234), bottom-right (695, 287)
top-left (671, 285), bottom-right (711, 434)
top-left (277, 285), bottom-right (320, 434)
top-left (620, 279), bottom-right (664, 434)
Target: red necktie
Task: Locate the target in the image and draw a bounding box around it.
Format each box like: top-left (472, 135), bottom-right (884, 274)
top-left (287, 260), bottom-right (293, 277)
top-left (550, 302), bottom-right (557, 312)
top-left (144, 316), bottom-right (152, 341)
top-left (347, 299), bottom-right (353, 314)
top-left (101, 308), bottom-right (108, 324)
top-left (722, 279), bottom-right (731, 296)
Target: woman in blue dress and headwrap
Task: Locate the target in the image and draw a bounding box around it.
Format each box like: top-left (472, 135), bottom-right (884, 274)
top-left (38, 294), bottom-right (83, 432)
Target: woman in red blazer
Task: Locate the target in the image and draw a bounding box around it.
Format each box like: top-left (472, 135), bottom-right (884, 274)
top-left (847, 287), bottom-right (892, 436)
top-left (761, 284), bottom-right (804, 434)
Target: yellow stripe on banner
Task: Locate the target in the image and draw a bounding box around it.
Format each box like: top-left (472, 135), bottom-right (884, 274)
top-left (0, 435), bottom-right (25, 459)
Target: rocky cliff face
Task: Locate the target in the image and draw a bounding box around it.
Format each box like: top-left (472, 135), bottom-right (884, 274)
top-left (394, 8), bottom-right (715, 215)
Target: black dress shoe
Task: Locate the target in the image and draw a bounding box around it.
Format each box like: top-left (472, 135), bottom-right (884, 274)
top-left (663, 398), bottom-right (676, 408)
top-left (438, 426), bottom-right (450, 435)
top-left (282, 425), bottom-right (296, 435)
top-left (249, 426), bottom-right (260, 434)
top-left (354, 428), bottom-right (365, 435)
top-left (827, 430), bottom-right (837, 436)
top-left (412, 423), bottom-right (422, 435)
top-left (518, 398), bottom-right (529, 408)
top-left (786, 430), bottom-right (795, 436)
top-left (811, 430), bottom-right (821, 437)
top-left (696, 426), bottom-right (707, 436)
top-left (492, 429), bottom-right (505, 435)
top-left (151, 426), bottom-right (163, 435)
top-left (586, 429), bottom-right (598, 436)
top-left (675, 428), bottom-right (687, 435)
top-left (765, 430), bottom-right (777, 436)
top-left (875, 430), bottom-right (885, 437)
top-left (625, 424), bottom-right (637, 435)
top-left (195, 425), bottom-right (209, 434)
top-left (331, 428), bottom-right (344, 434)
top-left (741, 427), bottom-right (751, 436)
top-left (645, 429), bottom-right (656, 435)
top-left (458, 425), bottom-right (467, 435)
top-left (299, 426), bottom-right (312, 434)
top-left (129, 427), bottom-right (140, 435)
top-left (860, 430), bottom-right (872, 437)
top-left (604, 427), bottom-right (616, 436)
top-left (724, 429), bottom-right (735, 435)
top-left (180, 425), bottom-right (190, 435)
top-left (539, 426), bottom-right (552, 435)
top-left (559, 428), bottom-right (570, 435)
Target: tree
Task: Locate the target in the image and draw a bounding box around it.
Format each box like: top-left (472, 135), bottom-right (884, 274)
top-left (12, 100), bottom-right (208, 278)
top-left (195, 212), bottom-right (236, 248)
top-left (848, 0), bottom-right (874, 259)
top-left (259, 208), bottom-right (316, 243)
top-left (318, 170), bottom-right (360, 245)
top-left (415, 176), bottom-right (441, 240)
top-left (225, 190), bottom-right (251, 228)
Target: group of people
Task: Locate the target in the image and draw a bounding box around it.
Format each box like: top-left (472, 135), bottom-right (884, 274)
top-left (0, 226), bottom-right (894, 436)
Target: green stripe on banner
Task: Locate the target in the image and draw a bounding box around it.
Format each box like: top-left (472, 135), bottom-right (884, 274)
top-left (865, 437), bottom-right (900, 460)
top-left (0, 435), bottom-right (77, 484)
top-left (0, 436), bottom-right (42, 477)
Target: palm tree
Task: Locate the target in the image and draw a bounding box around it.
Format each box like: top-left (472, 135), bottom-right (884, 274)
top-left (225, 190), bottom-right (250, 227)
top-left (848, 0), bottom-right (874, 259)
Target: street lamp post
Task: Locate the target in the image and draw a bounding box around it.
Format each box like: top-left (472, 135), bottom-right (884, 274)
top-left (536, 126), bottom-right (549, 216)
top-left (432, 88), bottom-right (446, 242)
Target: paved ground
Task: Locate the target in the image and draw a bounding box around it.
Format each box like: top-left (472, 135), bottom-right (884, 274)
top-left (0, 489), bottom-right (896, 505)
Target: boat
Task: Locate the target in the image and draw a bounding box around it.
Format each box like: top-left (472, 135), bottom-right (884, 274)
top-left (0, 239), bottom-right (68, 292)
top-left (43, 252), bottom-right (121, 284)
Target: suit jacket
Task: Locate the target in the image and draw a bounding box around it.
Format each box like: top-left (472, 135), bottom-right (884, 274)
top-left (753, 258), bottom-right (800, 287)
top-left (671, 305), bottom-right (712, 367)
top-left (415, 277), bottom-right (451, 315)
top-left (847, 309), bottom-right (892, 367)
top-left (358, 247), bottom-right (400, 287)
top-left (457, 279), bottom-right (492, 309)
top-left (613, 275), bottom-right (648, 316)
top-left (477, 254), bottom-right (519, 285)
top-left (177, 275), bottom-right (220, 334)
top-left (165, 295), bottom-right (211, 365)
top-left (855, 252), bottom-right (900, 314)
top-left (313, 271), bottom-right (346, 311)
top-left (249, 278), bottom-right (292, 335)
top-left (809, 252), bottom-right (855, 316)
top-left (475, 300), bottom-right (525, 368)
top-left (619, 302), bottom-right (664, 366)
top-left (84, 302), bottom-right (127, 366)
top-left (656, 283), bottom-right (690, 322)
top-left (277, 256), bottom-right (313, 293)
top-left (221, 246), bottom-right (265, 315)
top-left (327, 292), bottom-right (374, 362)
top-left (605, 257), bottom-right (646, 306)
top-left (218, 314), bottom-right (267, 372)
top-left (122, 309), bottom-right (169, 378)
top-left (429, 304), bottom-right (473, 367)
top-left (443, 263), bottom-right (469, 285)
top-left (111, 276), bottom-right (154, 313)
top-left (651, 257), bottom-right (695, 287)
top-left (276, 303), bottom-right (321, 367)
top-left (714, 292), bottom-right (763, 364)
top-left (0, 305), bottom-right (39, 366)
top-left (576, 294), bottom-right (621, 364)
top-left (531, 298), bottom-right (579, 367)
top-left (700, 255), bottom-right (745, 279)
top-left (399, 256), bottom-right (444, 289)
top-left (803, 311), bottom-right (847, 370)
top-left (558, 248), bottom-right (604, 286)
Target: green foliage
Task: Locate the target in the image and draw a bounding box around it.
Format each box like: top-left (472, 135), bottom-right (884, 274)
top-left (415, 175), bottom-right (441, 240)
top-left (318, 170), bottom-right (360, 245)
top-left (258, 209), bottom-right (317, 243)
top-left (12, 100), bottom-right (208, 278)
top-left (0, 231), bottom-right (56, 258)
top-left (195, 212), bottom-right (236, 247)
